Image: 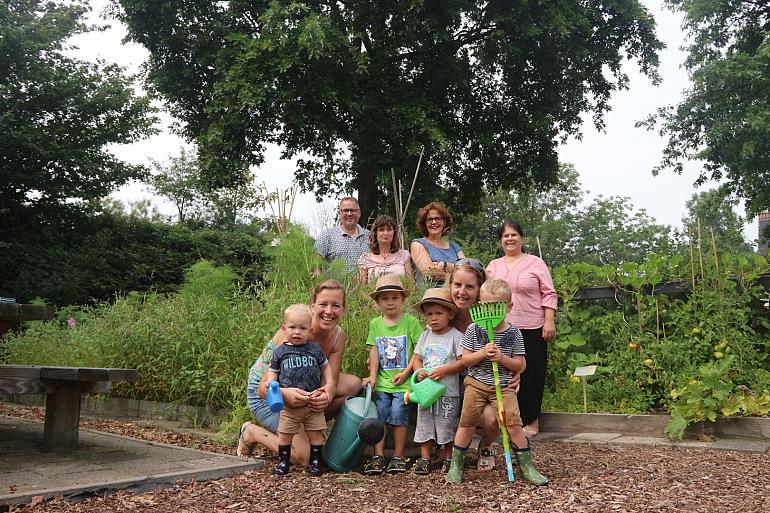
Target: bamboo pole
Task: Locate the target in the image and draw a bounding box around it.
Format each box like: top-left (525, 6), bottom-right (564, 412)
top-left (688, 228), bottom-right (696, 289)
top-left (536, 236), bottom-right (543, 259)
top-left (710, 227), bottom-right (720, 288)
top-left (390, 168), bottom-right (404, 249)
top-left (696, 218), bottom-right (705, 281)
top-left (401, 146), bottom-right (424, 221)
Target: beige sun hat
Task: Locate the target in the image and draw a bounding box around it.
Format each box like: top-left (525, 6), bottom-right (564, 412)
top-left (413, 287), bottom-right (458, 314)
top-left (370, 274), bottom-right (411, 300)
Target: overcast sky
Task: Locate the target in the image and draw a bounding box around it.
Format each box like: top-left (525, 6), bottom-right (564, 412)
top-left (71, 0), bottom-right (759, 243)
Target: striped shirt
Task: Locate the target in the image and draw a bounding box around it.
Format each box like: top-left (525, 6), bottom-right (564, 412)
top-left (461, 322), bottom-right (525, 386)
top-left (315, 224), bottom-right (370, 272)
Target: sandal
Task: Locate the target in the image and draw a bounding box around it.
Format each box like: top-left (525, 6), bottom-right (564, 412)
top-left (386, 456), bottom-right (407, 474)
top-left (441, 459), bottom-right (452, 474)
top-left (477, 446), bottom-right (495, 472)
top-left (236, 421), bottom-right (256, 458)
top-left (413, 457), bottom-right (431, 475)
top-left (364, 455), bottom-right (386, 475)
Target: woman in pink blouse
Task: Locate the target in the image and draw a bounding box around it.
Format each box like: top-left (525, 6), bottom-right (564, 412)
top-left (486, 221), bottom-right (557, 437)
top-left (357, 215), bottom-right (413, 283)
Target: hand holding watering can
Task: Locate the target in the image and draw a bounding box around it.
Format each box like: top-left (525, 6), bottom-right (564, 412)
top-left (404, 368), bottom-right (447, 408)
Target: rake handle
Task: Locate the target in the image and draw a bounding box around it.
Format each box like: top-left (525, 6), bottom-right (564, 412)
top-left (486, 329), bottom-right (516, 482)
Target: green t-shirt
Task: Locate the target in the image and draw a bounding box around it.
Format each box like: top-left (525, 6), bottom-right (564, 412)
top-left (366, 314), bottom-right (423, 393)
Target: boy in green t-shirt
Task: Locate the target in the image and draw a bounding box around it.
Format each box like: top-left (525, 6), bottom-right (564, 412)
top-left (362, 274), bottom-right (423, 475)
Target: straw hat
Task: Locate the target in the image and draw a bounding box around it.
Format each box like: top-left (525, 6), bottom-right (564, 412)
top-left (370, 274), bottom-right (411, 300)
top-left (413, 287), bottom-right (458, 314)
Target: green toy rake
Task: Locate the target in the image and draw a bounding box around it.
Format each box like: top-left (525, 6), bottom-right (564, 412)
top-left (468, 301), bottom-right (516, 482)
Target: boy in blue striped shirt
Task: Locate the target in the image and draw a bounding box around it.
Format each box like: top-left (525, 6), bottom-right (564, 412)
top-left (445, 278), bottom-right (548, 485)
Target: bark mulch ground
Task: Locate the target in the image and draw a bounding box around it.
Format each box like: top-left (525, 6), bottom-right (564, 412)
top-left (3, 403), bottom-right (769, 513)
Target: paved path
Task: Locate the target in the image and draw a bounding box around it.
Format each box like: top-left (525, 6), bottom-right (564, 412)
top-left (0, 416), bottom-right (261, 508)
top-left (535, 430), bottom-right (770, 453)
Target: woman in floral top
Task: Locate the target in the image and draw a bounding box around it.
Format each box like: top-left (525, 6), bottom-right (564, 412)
top-left (357, 215), bottom-right (413, 283)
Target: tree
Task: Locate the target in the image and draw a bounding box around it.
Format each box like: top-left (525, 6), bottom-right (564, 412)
top-left (455, 164), bottom-right (676, 266)
top-left (0, 0), bottom-right (157, 217)
top-left (639, 0), bottom-right (770, 216)
top-left (149, 148), bottom-right (204, 224)
top-left (456, 163), bottom-right (583, 264)
top-left (199, 174), bottom-right (267, 229)
top-left (116, 0), bottom-right (663, 221)
top-left (568, 196), bottom-right (675, 266)
top-left (682, 189), bottom-right (754, 254)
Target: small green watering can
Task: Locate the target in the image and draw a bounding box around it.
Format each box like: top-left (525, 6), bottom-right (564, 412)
top-left (403, 369), bottom-right (447, 409)
top-left (323, 383), bottom-right (383, 472)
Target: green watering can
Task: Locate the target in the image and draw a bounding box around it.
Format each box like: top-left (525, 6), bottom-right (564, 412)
top-left (403, 369), bottom-right (447, 409)
top-left (323, 383), bottom-right (384, 472)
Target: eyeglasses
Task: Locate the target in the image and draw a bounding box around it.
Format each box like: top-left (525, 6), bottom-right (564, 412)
top-left (426, 216), bottom-right (444, 224)
top-left (340, 208), bottom-right (360, 214)
top-left (455, 258), bottom-right (486, 275)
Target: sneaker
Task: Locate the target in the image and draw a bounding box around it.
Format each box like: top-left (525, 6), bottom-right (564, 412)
top-left (441, 459), bottom-right (452, 474)
top-left (386, 456), bottom-right (407, 474)
top-left (363, 455), bottom-right (386, 475)
top-left (413, 457), bottom-right (431, 475)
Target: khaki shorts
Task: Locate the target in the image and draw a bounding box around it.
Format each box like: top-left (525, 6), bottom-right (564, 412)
top-left (459, 376), bottom-right (522, 428)
top-left (278, 406), bottom-right (327, 435)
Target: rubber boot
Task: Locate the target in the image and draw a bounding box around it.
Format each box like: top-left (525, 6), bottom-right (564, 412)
top-left (308, 444), bottom-right (323, 476)
top-left (444, 445), bottom-right (467, 483)
top-left (273, 445), bottom-right (291, 476)
top-left (515, 448), bottom-right (548, 486)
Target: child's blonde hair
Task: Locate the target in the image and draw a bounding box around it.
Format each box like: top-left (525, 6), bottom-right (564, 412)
top-left (480, 278), bottom-right (512, 303)
top-left (284, 303), bottom-right (313, 324)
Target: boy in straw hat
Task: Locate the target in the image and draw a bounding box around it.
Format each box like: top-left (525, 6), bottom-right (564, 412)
top-left (362, 274), bottom-right (423, 475)
top-left (410, 288), bottom-right (465, 475)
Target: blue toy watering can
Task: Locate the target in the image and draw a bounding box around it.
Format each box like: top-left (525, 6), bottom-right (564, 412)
top-left (266, 380), bottom-right (284, 412)
top-left (323, 383), bottom-right (382, 472)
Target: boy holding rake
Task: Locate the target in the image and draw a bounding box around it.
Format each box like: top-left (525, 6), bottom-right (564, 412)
top-left (445, 278), bottom-right (548, 485)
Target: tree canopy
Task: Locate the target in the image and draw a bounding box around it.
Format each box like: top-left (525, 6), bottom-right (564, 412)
top-left (455, 164), bottom-right (676, 267)
top-left (682, 189), bottom-right (754, 254)
top-left (0, 0), bottom-right (156, 217)
top-left (116, 0), bottom-right (663, 219)
top-left (640, 0), bottom-right (770, 216)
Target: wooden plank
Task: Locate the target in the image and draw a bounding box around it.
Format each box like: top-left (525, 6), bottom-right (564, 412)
top-left (40, 367), bottom-right (110, 382)
top-left (0, 379), bottom-right (50, 395)
top-left (0, 365), bottom-right (42, 381)
top-left (39, 367), bottom-right (137, 382)
top-left (0, 303), bottom-right (54, 322)
top-left (43, 381), bottom-right (83, 452)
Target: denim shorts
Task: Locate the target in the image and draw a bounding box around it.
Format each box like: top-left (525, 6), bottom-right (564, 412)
top-left (247, 385), bottom-right (279, 433)
top-left (374, 391), bottom-right (413, 427)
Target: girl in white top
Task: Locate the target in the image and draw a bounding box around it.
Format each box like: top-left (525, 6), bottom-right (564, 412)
top-left (358, 215), bottom-right (414, 283)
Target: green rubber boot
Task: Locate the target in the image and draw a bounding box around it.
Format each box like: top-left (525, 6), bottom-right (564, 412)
top-left (515, 448), bottom-right (549, 486)
top-left (444, 446), bottom-right (467, 483)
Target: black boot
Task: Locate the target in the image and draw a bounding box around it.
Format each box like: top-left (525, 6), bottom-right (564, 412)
top-left (273, 445), bottom-right (291, 476)
top-left (308, 445), bottom-right (323, 476)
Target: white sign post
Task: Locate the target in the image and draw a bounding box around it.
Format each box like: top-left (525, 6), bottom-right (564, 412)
top-left (573, 365), bottom-right (597, 413)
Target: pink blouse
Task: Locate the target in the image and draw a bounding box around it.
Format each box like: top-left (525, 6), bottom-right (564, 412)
top-left (358, 249), bottom-right (411, 282)
top-left (486, 254), bottom-right (557, 329)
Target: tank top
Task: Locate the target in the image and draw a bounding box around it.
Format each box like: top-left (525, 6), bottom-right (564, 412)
top-left (413, 238), bottom-right (462, 286)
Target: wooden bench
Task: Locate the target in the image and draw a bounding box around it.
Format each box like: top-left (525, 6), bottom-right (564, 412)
top-left (0, 302), bottom-right (54, 338)
top-left (0, 365), bottom-right (137, 452)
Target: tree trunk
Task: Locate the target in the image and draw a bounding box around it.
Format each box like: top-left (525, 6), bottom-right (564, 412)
top-left (356, 167), bottom-right (378, 229)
